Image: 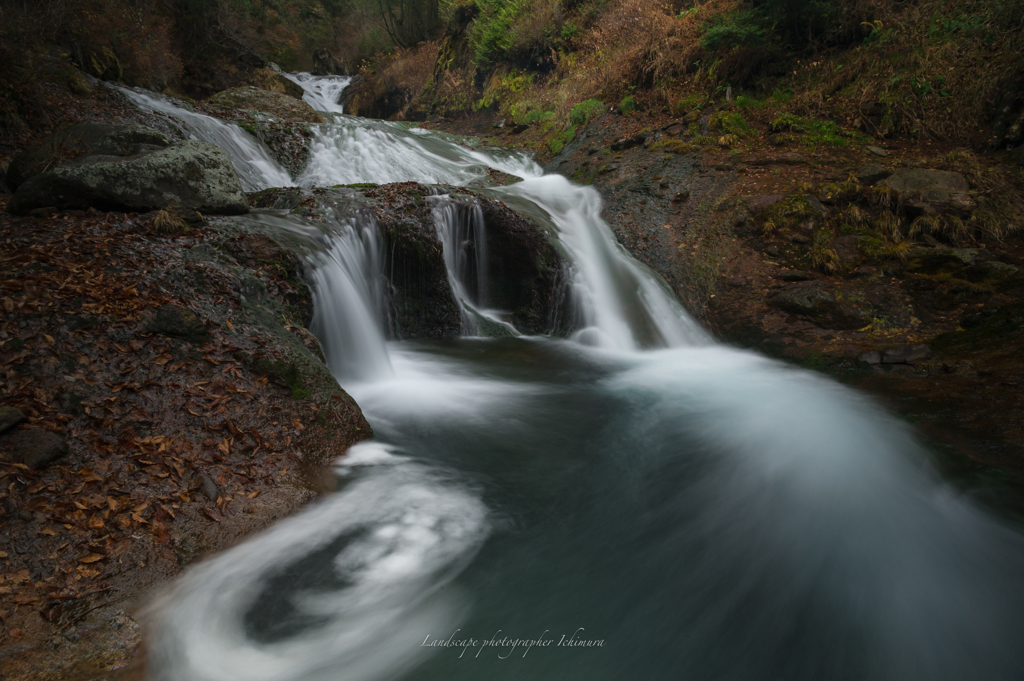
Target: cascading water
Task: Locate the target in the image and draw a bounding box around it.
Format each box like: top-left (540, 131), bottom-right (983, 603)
top-left (282, 72), bottom-right (352, 115)
top-left (306, 212), bottom-right (394, 381)
top-left (134, 76), bottom-right (1024, 681)
top-left (116, 87), bottom-right (292, 191)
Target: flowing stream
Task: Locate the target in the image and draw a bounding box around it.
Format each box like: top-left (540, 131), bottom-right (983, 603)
top-left (135, 76), bottom-right (1024, 681)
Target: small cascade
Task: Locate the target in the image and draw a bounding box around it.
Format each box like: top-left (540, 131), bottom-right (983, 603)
top-left (497, 175), bottom-right (710, 350)
top-left (282, 72), bottom-right (352, 114)
top-left (429, 196), bottom-right (527, 337)
top-left (116, 87), bottom-right (292, 191)
top-left (300, 120), bottom-right (540, 187)
top-left (307, 211), bottom-right (393, 382)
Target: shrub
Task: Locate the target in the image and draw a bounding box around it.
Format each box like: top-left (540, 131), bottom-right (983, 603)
top-left (569, 98), bottom-right (605, 125)
top-left (619, 95), bottom-right (637, 115)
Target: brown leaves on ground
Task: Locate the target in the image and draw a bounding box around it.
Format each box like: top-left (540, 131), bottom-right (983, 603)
top-left (0, 208), bottom-right (370, 642)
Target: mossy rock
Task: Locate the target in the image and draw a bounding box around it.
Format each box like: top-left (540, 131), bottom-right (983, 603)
top-left (207, 87), bottom-right (324, 124)
top-left (253, 357), bottom-right (308, 399)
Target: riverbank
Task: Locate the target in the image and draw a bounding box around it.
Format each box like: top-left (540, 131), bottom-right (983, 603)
top-left (0, 204), bottom-right (370, 679)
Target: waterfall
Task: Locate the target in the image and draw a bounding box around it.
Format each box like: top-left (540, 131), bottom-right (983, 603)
top-left (116, 87), bottom-right (292, 191)
top-left (282, 72), bottom-right (352, 115)
top-left (128, 76), bottom-right (1024, 681)
top-left (307, 211), bottom-right (393, 382)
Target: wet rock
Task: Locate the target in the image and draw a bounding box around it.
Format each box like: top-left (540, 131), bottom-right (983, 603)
top-left (855, 164), bottom-right (892, 185)
top-left (610, 133), bottom-right (647, 151)
top-left (830, 235), bottom-right (865, 266)
top-left (200, 474), bottom-right (219, 501)
top-left (253, 358), bottom-right (306, 398)
top-left (866, 145), bottom-right (890, 157)
top-left (725, 276), bottom-right (748, 287)
top-left (7, 122), bottom-right (170, 191)
top-left (671, 189), bottom-right (690, 203)
top-left (148, 304), bottom-right (209, 343)
top-left (509, 124), bottom-right (529, 134)
top-left (493, 117), bottom-right (507, 129)
top-left (881, 345), bottom-right (933, 364)
top-left (206, 87), bottom-right (324, 124)
top-left (858, 350), bottom-right (882, 365)
top-left (4, 429), bottom-right (69, 470)
top-left (881, 169), bottom-right (975, 216)
top-left (769, 286), bottom-right (869, 330)
top-left (9, 140), bottom-right (249, 216)
top-left (664, 123), bottom-right (684, 136)
top-left (776, 270), bottom-right (814, 282)
top-left (0, 406), bottom-right (25, 434)
top-left (785, 233), bottom-right (810, 244)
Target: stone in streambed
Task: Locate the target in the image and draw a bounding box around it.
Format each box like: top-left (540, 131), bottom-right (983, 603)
top-left (3, 428), bottom-right (69, 470)
top-left (881, 345), bottom-right (932, 365)
top-left (8, 140), bottom-right (248, 216)
top-left (0, 406), bottom-right (25, 434)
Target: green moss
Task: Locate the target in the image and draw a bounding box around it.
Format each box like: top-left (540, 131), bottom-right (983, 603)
top-left (570, 99), bottom-right (605, 126)
top-left (619, 95), bottom-right (637, 116)
top-left (253, 357), bottom-right (308, 399)
top-left (770, 114), bottom-right (868, 147)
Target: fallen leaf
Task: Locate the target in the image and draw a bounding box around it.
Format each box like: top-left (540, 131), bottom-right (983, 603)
top-left (0, 551), bottom-right (7, 558)
top-left (14, 596), bottom-right (38, 606)
top-left (80, 468), bottom-right (103, 482)
top-left (39, 527), bottom-right (58, 536)
top-left (106, 497), bottom-right (118, 511)
top-left (78, 553), bottom-right (104, 564)
top-left (88, 516), bottom-right (104, 530)
top-left (203, 508), bottom-right (222, 522)
top-left (152, 354), bottom-right (172, 366)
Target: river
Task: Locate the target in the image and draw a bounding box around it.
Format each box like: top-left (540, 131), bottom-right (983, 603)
top-left (117, 76), bottom-right (1024, 681)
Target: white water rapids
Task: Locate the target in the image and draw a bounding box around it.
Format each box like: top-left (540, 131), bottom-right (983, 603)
top-left (133, 76), bottom-right (1024, 681)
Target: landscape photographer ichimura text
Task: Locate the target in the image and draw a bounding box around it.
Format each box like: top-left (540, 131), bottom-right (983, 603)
top-left (420, 628), bottom-right (605, 659)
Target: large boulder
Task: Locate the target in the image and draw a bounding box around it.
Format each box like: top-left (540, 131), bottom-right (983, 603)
top-left (8, 140), bottom-right (248, 216)
top-left (6, 122), bottom-right (170, 191)
top-left (206, 87), bottom-right (324, 124)
top-left (2, 428), bottom-right (69, 470)
top-left (882, 169), bottom-right (975, 216)
top-left (250, 183), bottom-right (569, 338)
top-left (250, 69), bottom-right (306, 100)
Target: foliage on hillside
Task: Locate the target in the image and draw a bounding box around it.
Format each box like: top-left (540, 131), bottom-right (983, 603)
top-left (367, 0), bottom-right (1024, 155)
